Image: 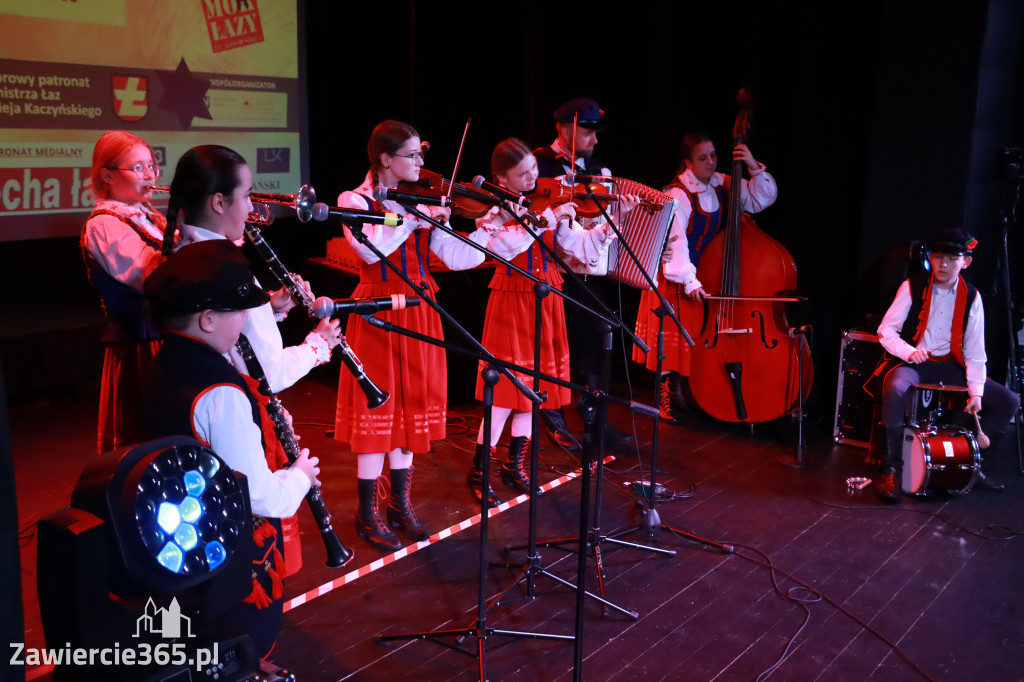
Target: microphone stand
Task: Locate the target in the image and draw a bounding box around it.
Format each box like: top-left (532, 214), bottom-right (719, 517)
top-left (995, 158), bottom-right (1024, 472)
top-left (505, 185), bottom-right (699, 583)
top-left (779, 327), bottom-right (812, 469)
top-left (362, 204), bottom-right (658, 680)
top-left (605, 302), bottom-right (734, 553)
top-left (344, 215), bottom-right (540, 405)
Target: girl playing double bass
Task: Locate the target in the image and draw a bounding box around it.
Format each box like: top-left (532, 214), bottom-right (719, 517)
top-left (633, 133), bottom-right (777, 422)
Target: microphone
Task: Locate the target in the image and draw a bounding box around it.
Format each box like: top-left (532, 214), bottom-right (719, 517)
top-left (471, 175), bottom-right (531, 208)
top-left (788, 324), bottom-right (812, 337)
top-left (372, 185), bottom-right (450, 207)
top-left (312, 294), bottom-right (420, 317)
top-left (310, 202), bottom-right (402, 226)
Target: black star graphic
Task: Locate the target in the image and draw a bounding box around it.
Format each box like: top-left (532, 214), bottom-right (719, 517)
top-left (158, 58), bottom-right (212, 130)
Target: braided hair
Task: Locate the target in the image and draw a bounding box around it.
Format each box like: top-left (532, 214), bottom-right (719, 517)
top-left (162, 145), bottom-right (247, 255)
top-left (367, 120), bottom-right (418, 187)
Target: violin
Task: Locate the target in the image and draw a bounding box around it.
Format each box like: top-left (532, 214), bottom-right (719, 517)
top-left (524, 177), bottom-right (619, 219)
top-left (397, 169), bottom-right (496, 220)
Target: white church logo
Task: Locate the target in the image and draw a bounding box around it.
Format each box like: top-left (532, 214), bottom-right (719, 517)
top-left (133, 597), bottom-right (195, 638)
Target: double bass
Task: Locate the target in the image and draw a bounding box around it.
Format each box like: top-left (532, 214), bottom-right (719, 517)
top-left (685, 94), bottom-right (813, 423)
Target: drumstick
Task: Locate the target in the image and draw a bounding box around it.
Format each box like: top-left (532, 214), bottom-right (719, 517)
top-left (972, 412), bottom-right (991, 449)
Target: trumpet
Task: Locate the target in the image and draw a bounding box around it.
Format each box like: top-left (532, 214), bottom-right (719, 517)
top-left (248, 184), bottom-right (317, 225)
top-left (144, 184), bottom-right (317, 225)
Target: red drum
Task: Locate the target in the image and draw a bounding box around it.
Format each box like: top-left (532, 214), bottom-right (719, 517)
top-left (901, 426), bottom-right (980, 494)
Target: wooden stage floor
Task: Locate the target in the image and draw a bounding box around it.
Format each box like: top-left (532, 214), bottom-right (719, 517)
top-left (12, 370), bottom-right (1024, 681)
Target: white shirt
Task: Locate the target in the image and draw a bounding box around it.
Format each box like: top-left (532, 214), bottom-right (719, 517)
top-left (81, 199), bottom-right (165, 290)
top-left (877, 277), bottom-right (987, 397)
top-left (662, 167), bottom-right (778, 293)
top-left (477, 204), bottom-right (615, 269)
top-left (192, 383), bottom-right (311, 518)
top-left (176, 224), bottom-right (332, 392)
top-left (340, 173), bottom-right (490, 270)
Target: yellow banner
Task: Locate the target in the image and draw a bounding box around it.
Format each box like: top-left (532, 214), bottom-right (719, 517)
top-left (0, 0), bottom-right (125, 26)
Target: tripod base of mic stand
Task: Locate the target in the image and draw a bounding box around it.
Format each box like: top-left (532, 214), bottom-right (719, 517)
top-left (608, 505), bottom-right (735, 554)
top-left (490, 553), bottom-right (640, 619)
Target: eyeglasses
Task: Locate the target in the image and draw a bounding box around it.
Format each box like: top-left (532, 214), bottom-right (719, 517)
top-left (108, 162), bottom-right (161, 178)
top-left (389, 150), bottom-right (425, 162)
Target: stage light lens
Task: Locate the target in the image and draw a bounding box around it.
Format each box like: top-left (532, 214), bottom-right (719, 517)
top-left (157, 502), bottom-right (182, 534)
top-left (204, 541), bottom-right (227, 570)
top-left (157, 541), bottom-right (184, 573)
top-left (183, 470), bottom-right (206, 496)
top-left (179, 496), bottom-right (202, 523)
top-left (174, 523), bottom-right (199, 552)
top-left (199, 452), bottom-right (220, 479)
top-left (163, 476), bottom-right (186, 503)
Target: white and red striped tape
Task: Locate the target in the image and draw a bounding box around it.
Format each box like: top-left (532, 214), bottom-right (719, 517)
top-left (283, 456), bottom-right (612, 613)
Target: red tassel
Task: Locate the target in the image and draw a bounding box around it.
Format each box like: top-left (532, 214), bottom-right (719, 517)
top-left (253, 518), bottom-right (277, 546)
top-left (269, 547), bottom-right (285, 599)
top-left (243, 575), bottom-right (272, 609)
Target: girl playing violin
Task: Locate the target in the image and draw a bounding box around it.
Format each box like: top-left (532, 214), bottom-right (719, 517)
top-left (468, 138), bottom-right (617, 506)
top-left (81, 131), bottom-right (168, 454)
top-left (633, 132), bottom-right (777, 422)
top-left (334, 120), bottom-right (491, 550)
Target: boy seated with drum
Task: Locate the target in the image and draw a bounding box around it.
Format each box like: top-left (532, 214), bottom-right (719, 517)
top-left (141, 239), bottom-right (320, 658)
top-left (866, 228), bottom-right (1020, 501)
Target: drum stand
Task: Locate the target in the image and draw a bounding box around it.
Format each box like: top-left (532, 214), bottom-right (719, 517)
top-left (608, 303), bottom-right (734, 553)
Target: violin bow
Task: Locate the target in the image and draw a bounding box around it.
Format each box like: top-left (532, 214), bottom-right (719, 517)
top-left (447, 117), bottom-right (472, 204)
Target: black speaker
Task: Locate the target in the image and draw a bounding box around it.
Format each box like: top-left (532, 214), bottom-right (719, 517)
top-left (833, 331), bottom-right (884, 448)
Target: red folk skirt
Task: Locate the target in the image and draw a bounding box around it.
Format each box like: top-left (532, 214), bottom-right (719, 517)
top-left (475, 266), bottom-right (571, 412)
top-left (334, 272), bottom-right (446, 454)
top-left (633, 276), bottom-right (692, 376)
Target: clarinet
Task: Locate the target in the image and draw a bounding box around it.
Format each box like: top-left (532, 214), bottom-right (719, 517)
top-left (235, 333), bottom-right (354, 569)
top-left (243, 223), bottom-right (390, 408)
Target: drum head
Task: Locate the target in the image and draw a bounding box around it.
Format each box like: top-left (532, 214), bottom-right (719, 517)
top-left (901, 428), bottom-right (927, 493)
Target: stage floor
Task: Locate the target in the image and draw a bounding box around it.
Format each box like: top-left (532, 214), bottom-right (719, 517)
top-left (12, 368), bottom-right (1024, 681)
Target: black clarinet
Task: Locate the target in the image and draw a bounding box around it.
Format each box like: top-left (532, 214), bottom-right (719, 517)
top-left (243, 222), bottom-right (390, 409)
top-left (235, 333), bottom-right (354, 569)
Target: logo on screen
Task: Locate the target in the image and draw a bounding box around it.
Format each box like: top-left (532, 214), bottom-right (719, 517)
top-left (256, 147), bottom-right (290, 174)
top-left (203, 0), bottom-right (265, 54)
top-left (112, 76), bottom-right (148, 122)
